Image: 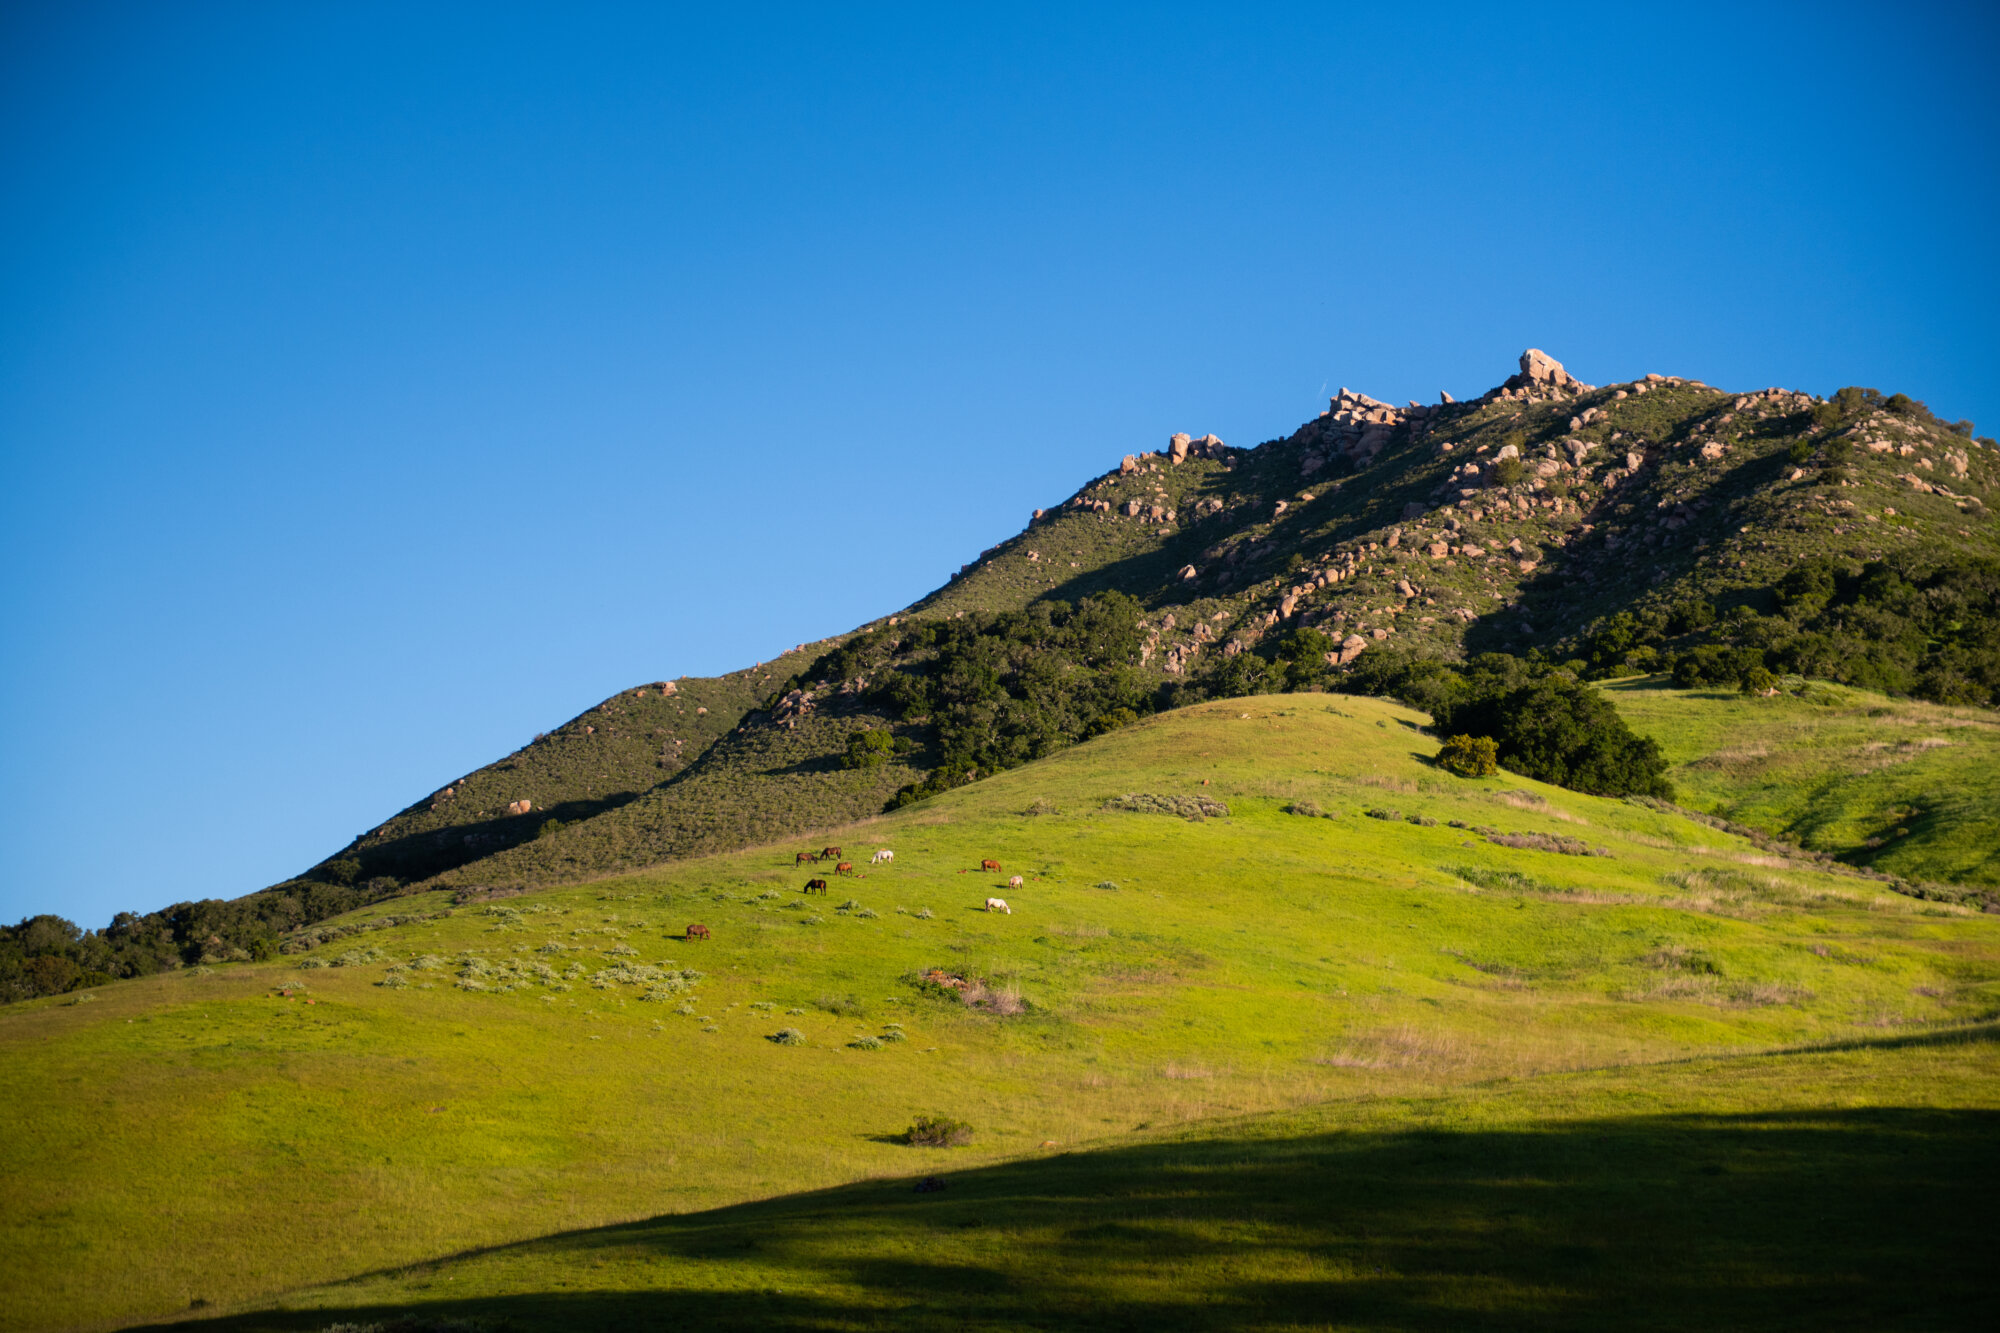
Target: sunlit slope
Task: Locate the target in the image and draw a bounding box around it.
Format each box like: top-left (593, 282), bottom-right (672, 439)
top-left (178, 1033), bottom-right (2000, 1333)
top-left (3, 696), bottom-right (1996, 1330)
top-left (1606, 678), bottom-right (2000, 889)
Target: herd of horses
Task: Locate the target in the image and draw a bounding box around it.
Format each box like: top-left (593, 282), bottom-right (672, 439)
top-left (684, 847), bottom-right (1024, 939)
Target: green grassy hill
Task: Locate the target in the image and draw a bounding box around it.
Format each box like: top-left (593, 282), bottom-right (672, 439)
top-left (1610, 677), bottom-right (2000, 889)
top-left (4, 696), bottom-right (1995, 1330)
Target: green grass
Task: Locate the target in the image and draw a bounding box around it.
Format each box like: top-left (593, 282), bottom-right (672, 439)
top-left (156, 1032), bottom-right (2000, 1332)
top-left (4, 695), bottom-right (1995, 1330)
top-left (1605, 677), bottom-right (2000, 887)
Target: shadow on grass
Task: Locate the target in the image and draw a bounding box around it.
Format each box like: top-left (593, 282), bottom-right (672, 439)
top-left (149, 1101), bottom-right (1999, 1332)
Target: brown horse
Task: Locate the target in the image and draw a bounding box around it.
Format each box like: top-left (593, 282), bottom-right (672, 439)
top-left (980, 859), bottom-right (1001, 873)
top-left (685, 923), bottom-right (711, 940)
top-left (795, 850), bottom-right (817, 865)
top-left (803, 878), bottom-right (828, 894)
top-left (834, 861), bottom-right (854, 876)
top-left (821, 846), bottom-right (843, 861)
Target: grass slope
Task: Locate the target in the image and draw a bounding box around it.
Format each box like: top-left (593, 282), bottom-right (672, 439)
top-left (4, 696), bottom-right (1995, 1330)
top-left (165, 1033), bottom-right (2000, 1332)
top-left (1609, 678), bottom-right (2000, 887)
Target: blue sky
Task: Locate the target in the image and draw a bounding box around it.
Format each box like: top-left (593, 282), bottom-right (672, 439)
top-left (3, 1), bottom-right (1996, 926)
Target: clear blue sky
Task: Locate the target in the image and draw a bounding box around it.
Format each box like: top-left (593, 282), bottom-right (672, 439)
top-left (4, 2), bottom-right (1996, 927)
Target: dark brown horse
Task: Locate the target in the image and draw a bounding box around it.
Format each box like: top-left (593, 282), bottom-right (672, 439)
top-left (821, 846), bottom-right (843, 861)
top-left (803, 878), bottom-right (828, 894)
top-left (795, 850), bottom-right (818, 865)
top-left (685, 923), bottom-right (711, 940)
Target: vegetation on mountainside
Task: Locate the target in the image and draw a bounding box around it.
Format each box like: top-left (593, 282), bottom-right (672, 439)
top-left (1574, 551), bottom-right (2000, 705)
top-left (16, 356), bottom-right (2000, 996)
top-left (4, 698), bottom-right (1994, 1330)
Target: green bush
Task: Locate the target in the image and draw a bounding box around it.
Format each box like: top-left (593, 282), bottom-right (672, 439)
top-left (767, 1028), bottom-right (805, 1045)
top-left (1436, 734), bottom-right (1498, 778)
top-left (1490, 456), bottom-right (1526, 488)
top-left (1739, 666), bottom-right (1780, 695)
top-left (842, 729), bottom-right (897, 770)
top-left (901, 1113), bottom-right (973, 1147)
top-left (1439, 678), bottom-right (1673, 800)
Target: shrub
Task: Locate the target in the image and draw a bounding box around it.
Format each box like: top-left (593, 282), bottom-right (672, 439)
top-left (1365, 808), bottom-right (1401, 821)
top-left (1441, 678), bottom-right (1673, 799)
top-left (767, 1028), bottom-right (805, 1045)
top-left (842, 728), bottom-right (897, 770)
top-left (848, 1035), bottom-right (883, 1050)
top-left (901, 1113), bottom-right (973, 1147)
top-left (1094, 881), bottom-right (1118, 891)
top-left (1286, 800), bottom-right (1324, 817)
top-left (1490, 456), bottom-right (1525, 488)
top-left (1103, 793), bottom-right (1229, 820)
top-left (1739, 666), bottom-right (1780, 695)
top-left (1436, 733), bottom-right (1498, 778)
top-left (1643, 945), bottom-right (1720, 974)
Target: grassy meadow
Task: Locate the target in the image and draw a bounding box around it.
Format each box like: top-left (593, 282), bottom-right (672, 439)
top-left (1610, 677), bottom-right (2000, 888)
top-left (4, 693), bottom-right (1996, 1330)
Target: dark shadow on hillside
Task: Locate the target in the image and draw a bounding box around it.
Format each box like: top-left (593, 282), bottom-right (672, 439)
top-left (352, 794), bottom-right (646, 883)
top-left (147, 1104), bottom-right (1999, 1332)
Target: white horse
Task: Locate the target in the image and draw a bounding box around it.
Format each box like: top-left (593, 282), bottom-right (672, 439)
top-left (986, 897), bottom-right (1011, 914)
top-left (871, 849), bottom-right (894, 864)
top-left (1007, 875), bottom-right (1023, 890)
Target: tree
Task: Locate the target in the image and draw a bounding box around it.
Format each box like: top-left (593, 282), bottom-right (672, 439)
top-left (1436, 734), bottom-right (1498, 778)
top-left (1442, 678), bottom-right (1674, 799)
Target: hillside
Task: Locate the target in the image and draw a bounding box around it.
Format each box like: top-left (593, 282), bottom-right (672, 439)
top-left (2, 696), bottom-right (1996, 1330)
top-left (325, 353), bottom-right (2000, 897)
top-left (7, 349), bottom-right (1997, 1000)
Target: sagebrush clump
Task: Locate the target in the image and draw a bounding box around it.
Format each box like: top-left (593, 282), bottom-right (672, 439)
top-left (900, 1113), bottom-right (973, 1147)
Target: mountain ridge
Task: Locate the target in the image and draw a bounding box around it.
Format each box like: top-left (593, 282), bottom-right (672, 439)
top-left (6, 349), bottom-right (1995, 994)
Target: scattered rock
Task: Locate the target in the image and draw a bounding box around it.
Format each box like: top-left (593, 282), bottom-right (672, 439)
top-left (505, 799), bottom-right (533, 816)
top-left (1178, 564), bottom-right (1198, 581)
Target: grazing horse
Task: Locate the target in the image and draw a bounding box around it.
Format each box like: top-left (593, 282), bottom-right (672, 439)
top-left (803, 878), bottom-right (828, 894)
top-left (834, 861), bottom-right (855, 876)
top-left (980, 859), bottom-right (1001, 873)
top-left (985, 897), bottom-right (1011, 914)
top-left (795, 850), bottom-right (817, 865)
top-left (821, 846), bottom-right (843, 861)
top-left (685, 923), bottom-right (711, 940)
top-left (870, 849), bottom-right (893, 865)
top-left (1008, 875), bottom-right (1024, 890)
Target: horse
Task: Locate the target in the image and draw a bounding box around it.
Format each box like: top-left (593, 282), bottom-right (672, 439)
top-left (980, 859), bottom-right (1001, 873)
top-left (796, 850), bottom-right (818, 865)
top-left (834, 861), bottom-right (854, 876)
top-left (871, 849), bottom-right (894, 865)
top-left (1008, 875), bottom-right (1023, 890)
top-left (804, 878), bottom-right (828, 894)
top-left (821, 846), bottom-right (843, 861)
top-left (985, 898), bottom-right (1011, 914)
top-left (685, 923), bottom-right (711, 940)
